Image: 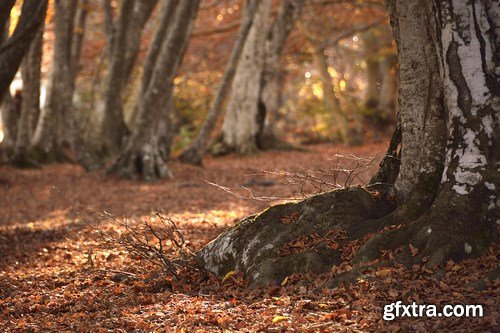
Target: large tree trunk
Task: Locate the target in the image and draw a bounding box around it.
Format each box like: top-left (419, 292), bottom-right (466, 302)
top-left (88, 0), bottom-right (158, 157)
top-left (197, 0), bottom-right (499, 287)
top-left (212, 0), bottom-right (271, 156)
top-left (0, 0), bottom-right (48, 103)
top-left (108, 0), bottom-right (200, 180)
top-left (30, 0), bottom-right (78, 161)
top-left (179, 0), bottom-right (259, 165)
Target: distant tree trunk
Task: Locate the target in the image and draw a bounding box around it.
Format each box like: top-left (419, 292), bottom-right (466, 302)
top-left (0, 92), bottom-right (20, 153)
top-left (213, 0), bottom-right (271, 156)
top-left (363, 31), bottom-right (382, 109)
top-left (12, 23), bottom-right (44, 166)
top-left (312, 44), bottom-right (352, 143)
top-left (31, 0), bottom-right (78, 161)
top-left (197, 0), bottom-right (499, 286)
top-left (258, 0), bottom-right (303, 149)
top-left (88, 0), bottom-right (159, 158)
top-left (376, 53), bottom-right (397, 122)
top-left (179, 0), bottom-right (258, 165)
top-left (0, 0), bottom-right (48, 103)
top-left (108, 0), bottom-right (200, 180)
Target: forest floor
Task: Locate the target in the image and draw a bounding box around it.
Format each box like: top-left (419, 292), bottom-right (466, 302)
top-left (0, 142), bottom-right (498, 332)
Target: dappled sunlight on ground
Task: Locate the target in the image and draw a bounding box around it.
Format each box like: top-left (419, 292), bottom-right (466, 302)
top-left (1, 142), bottom-right (498, 331)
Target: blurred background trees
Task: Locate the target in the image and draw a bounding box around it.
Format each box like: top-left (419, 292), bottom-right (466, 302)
top-left (0, 0), bottom-right (397, 179)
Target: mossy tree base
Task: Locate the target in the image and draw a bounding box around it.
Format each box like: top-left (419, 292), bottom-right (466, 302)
top-left (197, 184), bottom-right (495, 287)
top-left (108, 142), bottom-right (173, 181)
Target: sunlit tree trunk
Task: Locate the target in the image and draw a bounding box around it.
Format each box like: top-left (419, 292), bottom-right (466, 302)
top-left (108, 0), bottom-right (200, 180)
top-left (258, 0), bottom-right (303, 149)
top-left (0, 0), bottom-right (48, 103)
top-left (214, 0), bottom-right (271, 155)
top-left (179, 0), bottom-right (258, 165)
top-left (88, 0), bottom-right (159, 159)
top-left (31, 0), bottom-right (79, 161)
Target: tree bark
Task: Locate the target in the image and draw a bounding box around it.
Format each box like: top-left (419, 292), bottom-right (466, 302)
top-left (213, 0), bottom-right (272, 156)
top-left (179, 0), bottom-right (258, 165)
top-left (258, 0), bottom-right (303, 150)
top-left (377, 52), bottom-right (397, 122)
top-left (12, 22), bottom-right (44, 166)
top-left (89, 0), bottom-right (159, 157)
top-left (0, 0), bottom-right (48, 103)
top-left (30, 0), bottom-right (78, 161)
top-left (198, 0), bottom-right (499, 286)
top-left (108, 0), bottom-right (200, 180)
top-left (0, 1), bottom-right (15, 43)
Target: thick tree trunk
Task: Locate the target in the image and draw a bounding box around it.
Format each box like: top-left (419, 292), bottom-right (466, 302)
top-left (108, 0), bottom-right (200, 180)
top-left (12, 23), bottom-right (44, 166)
top-left (213, 0), bottom-right (271, 156)
top-left (88, 0), bottom-right (159, 157)
top-left (0, 0), bottom-right (48, 103)
top-left (198, 0), bottom-right (499, 287)
top-left (30, 0), bottom-right (78, 161)
top-left (179, 0), bottom-right (258, 165)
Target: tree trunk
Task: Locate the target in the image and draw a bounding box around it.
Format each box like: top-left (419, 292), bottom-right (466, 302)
top-left (30, 0), bottom-right (78, 161)
top-left (108, 0), bottom-right (200, 180)
top-left (312, 44), bottom-right (352, 144)
top-left (179, 0), bottom-right (258, 165)
top-left (12, 22), bottom-right (44, 166)
top-left (0, 0), bottom-right (48, 103)
top-left (88, 0), bottom-right (159, 158)
top-left (258, 0), bottom-right (303, 150)
top-left (0, 92), bottom-right (20, 153)
top-left (212, 0), bottom-right (271, 156)
top-left (376, 52), bottom-right (397, 123)
top-left (363, 31), bottom-right (382, 109)
top-left (197, 0), bottom-right (499, 287)
top-left (0, 1), bottom-right (15, 40)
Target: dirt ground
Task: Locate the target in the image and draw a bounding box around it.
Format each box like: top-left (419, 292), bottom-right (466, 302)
top-left (0, 143), bottom-right (498, 332)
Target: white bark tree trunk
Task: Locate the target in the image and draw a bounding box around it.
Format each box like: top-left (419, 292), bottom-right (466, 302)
top-left (217, 0), bottom-right (271, 155)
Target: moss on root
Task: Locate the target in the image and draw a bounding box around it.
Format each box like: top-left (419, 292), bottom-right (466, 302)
top-left (198, 179), bottom-right (496, 287)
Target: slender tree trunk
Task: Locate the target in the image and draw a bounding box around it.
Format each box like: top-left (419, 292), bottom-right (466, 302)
top-left (12, 23), bottom-right (44, 166)
top-left (312, 44), bottom-right (352, 143)
top-left (108, 0), bottom-right (200, 180)
top-left (0, 1), bottom-right (15, 38)
top-left (363, 31), bottom-right (382, 109)
top-left (213, 0), bottom-right (271, 156)
top-left (377, 53), bottom-right (397, 122)
top-left (258, 0), bottom-right (303, 150)
top-left (179, 0), bottom-right (258, 165)
top-left (0, 0), bottom-right (48, 103)
top-left (0, 92), bottom-right (20, 153)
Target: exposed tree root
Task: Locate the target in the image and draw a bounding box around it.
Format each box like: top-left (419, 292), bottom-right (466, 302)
top-left (197, 183), bottom-right (496, 288)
